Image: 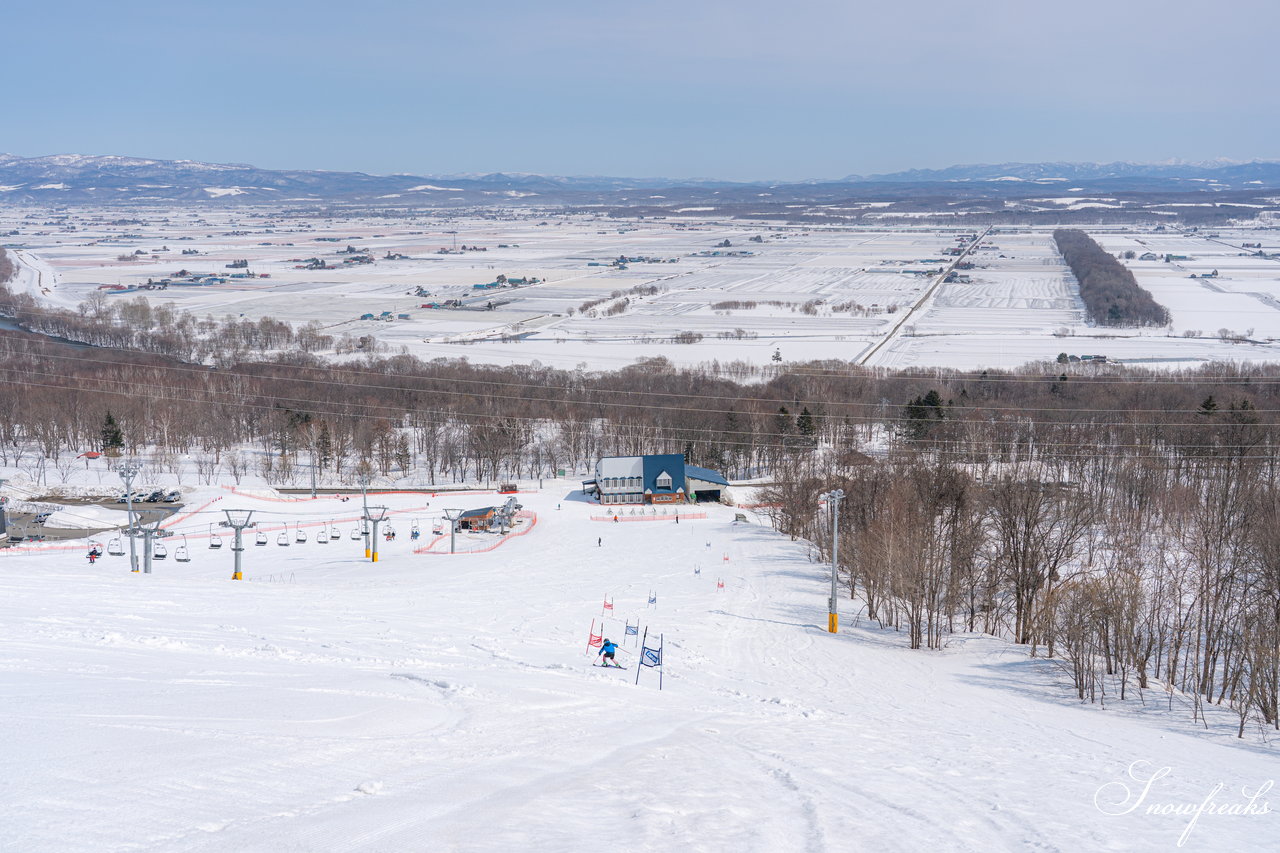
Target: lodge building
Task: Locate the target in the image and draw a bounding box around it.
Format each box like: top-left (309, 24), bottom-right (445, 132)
top-left (583, 453), bottom-right (730, 505)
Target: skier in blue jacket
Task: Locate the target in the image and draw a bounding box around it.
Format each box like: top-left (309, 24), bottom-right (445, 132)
top-left (598, 639), bottom-right (622, 667)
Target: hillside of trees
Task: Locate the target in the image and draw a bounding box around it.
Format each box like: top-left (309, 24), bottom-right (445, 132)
top-left (1053, 228), bottom-right (1170, 327)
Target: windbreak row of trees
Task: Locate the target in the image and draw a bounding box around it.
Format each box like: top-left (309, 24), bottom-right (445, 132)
top-left (1054, 228), bottom-right (1170, 326)
top-left (762, 453), bottom-right (1280, 737)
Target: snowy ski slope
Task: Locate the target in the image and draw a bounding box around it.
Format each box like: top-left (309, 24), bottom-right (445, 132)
top-left (1, 486), bottom-right (1276, 851)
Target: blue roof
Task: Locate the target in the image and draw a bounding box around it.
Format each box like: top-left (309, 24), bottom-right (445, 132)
top-left (641, 453), bottom-right (686, 495)
top-left (685, 464), bottom-right (730, 487)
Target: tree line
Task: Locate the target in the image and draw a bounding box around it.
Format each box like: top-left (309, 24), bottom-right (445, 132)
top-left (760, 449), bottom-right (1280, 738)
top-left (0, 256), bottom-right (377, 364)
top-left (1053, 228), bottom-right (1170, 327)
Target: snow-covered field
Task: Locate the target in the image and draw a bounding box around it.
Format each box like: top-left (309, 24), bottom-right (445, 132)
top-left (1, 482), bottom-right (1275, 851)
top-left (3, 206), bottom-right (1280, 370)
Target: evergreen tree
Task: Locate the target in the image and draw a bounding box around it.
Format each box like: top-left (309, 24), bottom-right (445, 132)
top-left (796, 407), bottom-right (817, 438)
top-left (774, 406), bottom-right (793, 438)
top-left (394, 433), bottom-right (412, 473)
top-left (317, 423), bottom-right (334, 470)
top-left (901, 390), bottom-right (945, 441)
top-left (1198, 395), bottom-right (1219, 417)
top-left (100, 411), bottom-right (124, 454)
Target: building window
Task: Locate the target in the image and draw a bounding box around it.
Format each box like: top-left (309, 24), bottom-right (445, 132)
top-left (656, 472), bottom-right (672, 489)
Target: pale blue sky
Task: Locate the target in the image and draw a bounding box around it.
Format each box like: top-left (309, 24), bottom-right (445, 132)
top-left (3, 0), bottom-right (1277, 180)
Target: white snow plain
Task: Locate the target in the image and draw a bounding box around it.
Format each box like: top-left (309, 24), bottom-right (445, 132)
top-left (1, 484), bottom-right (1275, 851)
top-left (5, 207), bottom-right (1278, 372)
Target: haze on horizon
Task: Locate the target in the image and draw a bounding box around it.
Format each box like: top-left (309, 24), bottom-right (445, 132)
top-left (3, 0), bottom-right (1277, 182)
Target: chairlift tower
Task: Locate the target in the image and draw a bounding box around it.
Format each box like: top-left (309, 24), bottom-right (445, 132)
top-left (442, 508), bottom-right (463, 554)
top-left (364, 505), bottom-right (388, 562)
top-left (118, 461), bottom-right (142, 572)
top-left (357, 472), bottom-right (372, 558)
top-left (124, 508), bottom-right (174, 574)
top-left (221, 509), bottom-right (256, 580)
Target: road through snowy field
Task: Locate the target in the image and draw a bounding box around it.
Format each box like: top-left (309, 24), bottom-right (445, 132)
top-left (2, 488), bottom-right (1275, 851)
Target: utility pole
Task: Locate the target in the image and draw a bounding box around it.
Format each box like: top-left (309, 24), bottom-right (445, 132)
top-left (221, 509), bottom-right (256, 580)
top-left (443, 508), bottom-right (462, 554)
top-left (364, 505), bottom-right (388, 562)
top-left (819, 489), bottom-right (844, 633)
top-left (118, 462), bottom-right (141, 573)
top-left (0, 477), bottom-right (8, 539)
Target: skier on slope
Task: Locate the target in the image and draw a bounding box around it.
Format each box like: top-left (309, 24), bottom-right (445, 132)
top-left (598, 639), bottom-right (622, 668)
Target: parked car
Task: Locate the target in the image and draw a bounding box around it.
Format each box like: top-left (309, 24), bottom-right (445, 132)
top-left (145, 490), bottom-right (165, 503)
top-left (163, 490), bottom-right (182, 503)
top-left (33, 511), bottom-right (54, 525)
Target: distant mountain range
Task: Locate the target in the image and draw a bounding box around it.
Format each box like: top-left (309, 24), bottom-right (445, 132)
top-left (855, 159), bottom-right (1280, 184)
top-left (1, 153), bottom-right (1278, 206)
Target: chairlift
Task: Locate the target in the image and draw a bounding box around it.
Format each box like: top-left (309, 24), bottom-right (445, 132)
top-left (317, 528), bottom-right (329, 544)
top-left (295, 524), bottom-right (307, 544)
top-left (255, 530), bottom-right (268, 546)
top-left (208, 523), bottom-right (223, 550)
top-left (411, 519), bottom-right (421, 535)
top-left (350, 526), bottom-right (362, 540)
top-left (277, 527), bottom-right (290, 547)
top-left (175, 535), bottom-right (191, 563)
top-left (153, 540), bottom-right (168, 560)
top-left (329, 521), bottom-right (340, 538)
top-left (107, 536), bottom-right (124, 556)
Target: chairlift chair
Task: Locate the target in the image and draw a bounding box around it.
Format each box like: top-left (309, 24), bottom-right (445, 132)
top-left (175, 535), bottom-right (191, 563)
top-left (153, 540), bottom-right (168, 560)
top-left (107, 536), bottom-right (124, 556)
top-left (329, 521), bottom-right (340, 538)
top-left (411, 519), bottom-right (421, 535)
top-left (255, 530), bottom-right (268, 546)
top-left (208, 523), bottom-right (223, 550)
top-left (295, 524), bottom-right (307, 544)
top-left (350, 526), bottom-right (362, 540)
top-left (317, 528), bottom-right (329, 544)
top-left (277, 528), bottom-right (290, 546)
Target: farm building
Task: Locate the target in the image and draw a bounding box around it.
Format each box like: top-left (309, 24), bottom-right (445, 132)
top-left (582, 454), bottom-right (730, 506)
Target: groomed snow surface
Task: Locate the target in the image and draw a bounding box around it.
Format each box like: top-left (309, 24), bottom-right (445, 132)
top-left (2, 485), bottom-right (1275, 851)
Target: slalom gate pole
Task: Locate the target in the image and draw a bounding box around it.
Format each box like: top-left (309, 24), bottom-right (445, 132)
top-left (659, 633), bottom-right (664, 691)
top-left (635, 627), bottom-right (647, 686)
